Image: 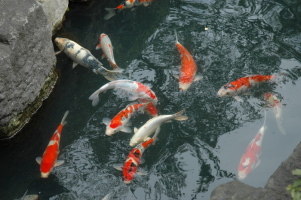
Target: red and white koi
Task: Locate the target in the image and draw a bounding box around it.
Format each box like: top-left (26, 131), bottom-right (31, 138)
top-left (174, 31), bottom-right (201, 91)
top-left (103, 102), bottom-right (158, 136)
top-left (36, 111), bottom-right (69, 178)
top-left (130, 109), bottom-right (188, 147)
top-left (104, 0), bottom-right (154, 20)
top-left (263, 93), bottom-right (286, 135)
top-left (88, 80), bottom-right (158, 106)
top-left (96, 33), bottom-right (121, 70)
top-left (217, 75), bottom-right (276, 101)
top-left (114, 130), bottom-right (159, 184)
top-left (237, 110), bottom-right (267, 180)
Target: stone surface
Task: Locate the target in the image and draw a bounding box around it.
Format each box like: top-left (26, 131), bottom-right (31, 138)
top-left (211, 142), bottom-right (301, 200)
top-left (0, 0), bottom-right (57, 138)
top-left (37, 0), bottom-right (69, 34)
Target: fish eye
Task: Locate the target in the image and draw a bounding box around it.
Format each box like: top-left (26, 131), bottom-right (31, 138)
top-left (223, 85), bottom-right (228, 89)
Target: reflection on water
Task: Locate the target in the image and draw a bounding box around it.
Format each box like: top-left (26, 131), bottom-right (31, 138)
top-left (1, 0), bottom-right (301, 199)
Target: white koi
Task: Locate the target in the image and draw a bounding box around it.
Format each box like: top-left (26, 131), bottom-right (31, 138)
top-left (129, 109), bottom-right (188, 147)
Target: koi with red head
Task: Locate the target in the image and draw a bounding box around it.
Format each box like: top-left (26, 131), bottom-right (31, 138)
top-left (103, 103), bottom-right (157, 136)
top-left (36, 111), bottom-right (69, 178)
top-left (114, 135), bottom-right (156, 184)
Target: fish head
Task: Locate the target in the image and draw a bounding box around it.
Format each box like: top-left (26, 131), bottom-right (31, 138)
top-left (100, 33), bottom-right (107, 41)
top-left (217, 84), bottom-right (236, 97)
top-left (145, 103), bottom-right (158, 116)
top-left (179, 82), bottom-right (191, 91)
top-left (237, 169), bottom-right (248, 180)
top-left (54, 37), bottom-right (67, 50)
top-left (125, 0), bottom-right (135, 7)
top-left (105, 125), bottom-right (120, 136)
top-left (129, 137), bottom-right (139, 147)
top-left (41, 171), bottom-right (51, 178)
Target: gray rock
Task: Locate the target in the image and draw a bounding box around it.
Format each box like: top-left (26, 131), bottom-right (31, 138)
top-left (36, 0), bottom-right (69, 34)
top-left (210, 143), bottom-right (301, 200)
top-left (0, 0), bottom-right (58, 138)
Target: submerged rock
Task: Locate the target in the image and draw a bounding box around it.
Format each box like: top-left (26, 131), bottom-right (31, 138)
top-left (210, 142), bottom-right (301, 200)
top-left (0, 0), bottom-right (62, 138)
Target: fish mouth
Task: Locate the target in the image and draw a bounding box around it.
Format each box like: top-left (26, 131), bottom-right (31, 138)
top-left (124, 180), bottom-right (131, 184)
top-left (41, 172), bottom-right (50, 178)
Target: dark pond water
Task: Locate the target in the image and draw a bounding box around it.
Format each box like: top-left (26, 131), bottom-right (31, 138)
top-left (1, 0), bottom-right (301, 199)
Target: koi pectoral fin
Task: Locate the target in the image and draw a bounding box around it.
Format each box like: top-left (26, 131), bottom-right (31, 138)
top-left (55, 160), bottom-right (65, 167)
top-left (121, 126), bottom-right (132, 133)
top-left (72, 62), bottom-right (78, 69)
top-left (137, 169), bottom-right (148, 176)
top-left (234, 96), bottom-right (243, 102)
top-left (194, 75), bottom-right (203, 82)
top-left (113, 164), bottom-right (123, 171)
top-left (55, 50), bottom-right (63, 55)
top-left (36, 157), bottom-right (42, 165)
top-left (96, 44), bottom-right (101, 50)
top-left (102, 117), bottom-right (111, 126)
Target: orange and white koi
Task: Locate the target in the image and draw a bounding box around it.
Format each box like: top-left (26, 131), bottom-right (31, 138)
top-left (103, 102), bottom-right (158, 136)
top-left (113, 130), bottom-right (159, 184)
top-left (104, 0), bottom-right (154, 20)
top-left (36, 111), bottom-right (69, 178)
top-left (263, 93), bottom-right (286, 135)
top-left (217, 75), bottom-right (276, 101)
top-left (88, 80), bottom-right (158, 106)
top-left (237, 110), bottom-right (267, 180)
top-left (174, 31), bottom-right (201, 91)
top-left (96, 33), bottom-right (121, 70)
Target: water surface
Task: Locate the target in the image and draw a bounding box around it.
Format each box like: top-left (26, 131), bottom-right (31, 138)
top-left (1, 0), bottom-right (301, 199)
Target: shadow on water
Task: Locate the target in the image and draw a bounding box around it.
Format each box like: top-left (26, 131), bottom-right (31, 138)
top-left (1, 0), bottom-right (301, 199)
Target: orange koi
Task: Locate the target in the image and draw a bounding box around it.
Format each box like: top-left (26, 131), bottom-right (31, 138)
top-left (36, 111), bottom-right (69, 178)
top-left (237, 110), bottom-right (266, 179)
top-left (103, 102), bottom-right (158, 136)
top-left (174, 31), bottom-right (200, 91)
top-left (217, 75), bottom-right (276, 101)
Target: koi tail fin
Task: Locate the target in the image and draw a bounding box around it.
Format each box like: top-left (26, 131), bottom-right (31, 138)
top-left (173, 109), bottom-right (189, 121)
top-left (61, 110), bottom-right (69, 126)
top-left (104, 8), bottom-right (116, 20)
top-left (89, 90), bottom-right (101, 106)
top-left (276, 117), bottom-right (287, 135)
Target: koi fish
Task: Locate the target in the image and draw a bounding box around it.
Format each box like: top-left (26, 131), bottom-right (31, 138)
top-left (96, 33), bottom-right (121, 70)
top-left (54, 37), bottom-right (122, 81)
top-left (36, 111), bottom-right (69, 178)
top-left (103, 102), bottom-right (157, 136)
top-left (263, 93), bottom-right (286, 135)
top-left (174, 31), bottom-right (201, 91)
top-left (237, 110), bottom-right (267, 180)
top-left (114, 129), bottom-right (160, 184)
top-left (88, 80), bottom-right (158, 106)
top-left (104, 0), bottom-right (154, 20)
top-left (217, 75), bottom-right (276, 101)
top-left (129, 109), bottom-right (188, 147)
